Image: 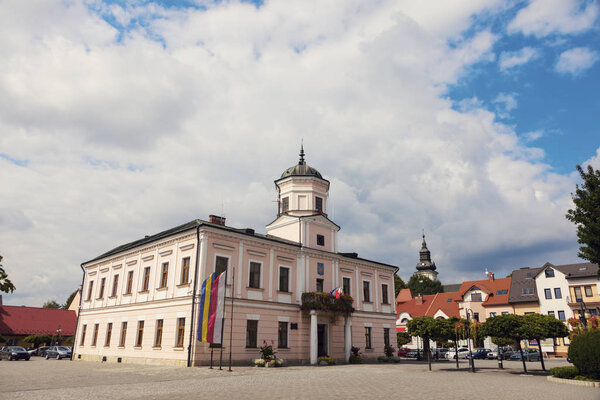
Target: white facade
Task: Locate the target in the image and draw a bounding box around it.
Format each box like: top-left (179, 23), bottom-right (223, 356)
top-left (535, 265), bottom-right (573, 322)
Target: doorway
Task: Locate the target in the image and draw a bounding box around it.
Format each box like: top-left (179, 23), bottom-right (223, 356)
top-left (317, 324), bottom-right (328, 357)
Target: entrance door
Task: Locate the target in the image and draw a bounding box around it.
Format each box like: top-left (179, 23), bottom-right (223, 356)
top-left (317, 324), bottom-right (328, 357)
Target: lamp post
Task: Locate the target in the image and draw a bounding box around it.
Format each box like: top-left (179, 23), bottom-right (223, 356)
top-left (465, 309), bottom-right (475, 373)
top-left (578, 299), bottom-right (588, 329)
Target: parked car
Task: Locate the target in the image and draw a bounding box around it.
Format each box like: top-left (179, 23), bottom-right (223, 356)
top-left (433, 348), bottom-right (449, 359)
top-left (397, 347), bottom-right (411, 357)
top-left (487, 347), bottom-right (514, 359)
top-left (405, 350), bottom-right (419, 358)
top-left (0, 346), bottom-right (31, 361)
top-left (45, 346), bottom-right (72, 360)
top-left (510, 349), bottom-right (540, 361)
top-left (446, 348), bottom-right (469, 359)
top-left (466, 349), bottom-right (492, 359)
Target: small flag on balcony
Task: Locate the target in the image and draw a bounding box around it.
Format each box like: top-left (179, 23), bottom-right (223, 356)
top-left (330, 287), bottom-right (343, 299)
top-left (198, 271), bottom-right (227, 344)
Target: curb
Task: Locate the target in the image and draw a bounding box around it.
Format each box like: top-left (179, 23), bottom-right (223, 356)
top-left (547, 376), bottom-right (600, 388)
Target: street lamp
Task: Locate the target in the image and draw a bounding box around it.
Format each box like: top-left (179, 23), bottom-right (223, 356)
top-left (578, 299), bottom-right (588, 329)
top-left (465, 309), bottom-right (475, 373)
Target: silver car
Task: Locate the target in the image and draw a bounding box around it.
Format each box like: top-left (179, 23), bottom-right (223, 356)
top-left (45, 346), bottom-right (72, 360)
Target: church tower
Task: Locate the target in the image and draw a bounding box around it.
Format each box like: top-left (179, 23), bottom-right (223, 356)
top-left (415, 234), bottom-right (438, 281)
top-left (266, 146), bottom-right (340, 251)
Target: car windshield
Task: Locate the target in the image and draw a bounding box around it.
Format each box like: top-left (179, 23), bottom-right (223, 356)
top-left (57, 346), bottom-right (70, 351)
top-left (10, 347), bottom-right (26, 351)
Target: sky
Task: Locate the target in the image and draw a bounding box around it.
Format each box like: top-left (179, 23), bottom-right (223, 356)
top-left (1, 0), bottom-right (599, 307)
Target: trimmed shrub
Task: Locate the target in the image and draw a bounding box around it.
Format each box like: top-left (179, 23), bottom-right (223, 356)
top-left (318, 356), bottom-right (335, 365)
top-left (349, 354), bottom-right (363, 363)
top-left (390, 356), bottom-right (401, 363)
top-left (550, 366), bottom-right (578, 379)
top-left (568, 329), bottom-right (600, 379)
top-left (377, 356), bottom-right (390, 362)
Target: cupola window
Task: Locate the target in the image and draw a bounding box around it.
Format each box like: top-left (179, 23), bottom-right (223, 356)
top-left (315, 196), bottom-right (323, 212)
top-left (282, 197), bottom-right (289, 213)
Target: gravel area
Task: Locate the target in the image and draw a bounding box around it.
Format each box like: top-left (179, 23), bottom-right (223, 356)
top-left (1, 357), bottom-right (597, 399)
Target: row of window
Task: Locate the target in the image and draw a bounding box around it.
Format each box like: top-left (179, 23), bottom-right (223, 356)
top-left (244, 320), bottom-right (390, 351)
top-left (281, 196), bottom-right (324, 213)
top-left (572, 285), bottom-right (594, 301)
top-left (544, 287), bottom-right (563, 300)
top-left (547, 310), bottom-right (567, 321)
top-left (80, 318), bottom-right (186, 349)
top-left (86, 258), bottom-right (192, 301)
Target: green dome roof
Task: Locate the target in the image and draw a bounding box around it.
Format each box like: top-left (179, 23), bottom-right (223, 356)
top-left (279, 145), bottom-right (323, 179)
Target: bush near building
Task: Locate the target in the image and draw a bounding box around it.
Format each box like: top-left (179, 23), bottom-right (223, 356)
top-left (568, 329), bottom-right (600, 380)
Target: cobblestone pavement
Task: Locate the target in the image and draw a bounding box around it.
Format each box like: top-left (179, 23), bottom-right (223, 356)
top-left (1, 358), bottom-right (598, 400)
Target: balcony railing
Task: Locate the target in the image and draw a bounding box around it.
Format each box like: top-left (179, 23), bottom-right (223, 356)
top-left (301, 292), bottom-right (354, 316)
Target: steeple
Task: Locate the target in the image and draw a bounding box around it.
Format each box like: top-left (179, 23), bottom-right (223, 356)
top-left (299, 143), bottom-right (305, 165)
top-left (415, 232), bottom-right (438, 281)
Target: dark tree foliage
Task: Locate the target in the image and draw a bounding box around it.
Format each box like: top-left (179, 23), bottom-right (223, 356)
top-left (0, 255), bottom-right (16, 294)
top-left (407, 275), bottom-right (443, 296)
top-left (568, 329), bottom-right (600, 379)
top-left (42, 300), bottom-right (60, 309)
top-left (394, 274), bottom-right (407, 297)
top-left (23, 334), bottom-right (52, 348)
top-left (397, 331), bottom-right (411, 347)
top-left (566, 164), bottom-right (600, 271)
top-left (62, 290), bottom-right (78, 309)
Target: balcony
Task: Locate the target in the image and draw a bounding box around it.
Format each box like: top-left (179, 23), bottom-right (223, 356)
top-left (300, 292), bottom-right (354, 316)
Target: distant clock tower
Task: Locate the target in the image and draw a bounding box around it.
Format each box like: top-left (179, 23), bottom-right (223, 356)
top-left (415, 234), bottom-right (439, 281)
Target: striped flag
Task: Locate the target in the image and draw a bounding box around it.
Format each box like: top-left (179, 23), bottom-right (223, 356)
top-left (330, 287), bottom-right (343, 299)
top-left (197, 271), bottom-right (227, 344)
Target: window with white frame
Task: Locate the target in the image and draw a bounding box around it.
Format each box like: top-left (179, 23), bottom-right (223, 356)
top-left (249, 262), bottom-right (261, 288)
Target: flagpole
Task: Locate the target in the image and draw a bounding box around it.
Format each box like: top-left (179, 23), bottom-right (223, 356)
top-left (228, 267), bottom-right (235, 372)
top-left (218, 267), bottom-right (228, 370)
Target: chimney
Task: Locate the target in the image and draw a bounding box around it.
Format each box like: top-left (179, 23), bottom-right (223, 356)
top-left (209, 215), bottom-right (226, 226)
top-left (488, 271), bottom-right (495, 281)
top-left (415, 295), bottom-right (423, 305)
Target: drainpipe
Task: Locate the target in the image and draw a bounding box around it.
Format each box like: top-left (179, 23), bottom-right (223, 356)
top-left (187, 224), bottom-right (201, 367)
top-left (70, 263), bottom-right (85, 361)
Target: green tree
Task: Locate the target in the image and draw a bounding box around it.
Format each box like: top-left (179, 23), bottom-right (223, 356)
top-left (407, 316), bottom-right (450, 371)
top-left (23, 334), bottom-right (52, 348)
top-left (394, 274), bottom-right (407, 297)
top-left (397, 331), bottom-right (411, 347)
top-left (43, 299), bottom-right (60, 309)
top-left (62, 290), bottom-right (78, 309)
top-left (0, 254), bottom-right (16, 294)
top-left (566, 164), bottom-right (600, 272)
top-left (0, 334), bottom-right (6, 343)
top-left (407, 275), bottom-right (443, 296)
top-left (481, 314), bottom-right (529, 373)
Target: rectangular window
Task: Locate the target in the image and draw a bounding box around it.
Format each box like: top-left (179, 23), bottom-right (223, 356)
top-left (111, 274), bottom-right (119, 297)
top-left (489, 312), bottom-right (497, 318)
top-left (343, 277), bottom-right (351, 296)
top-left (154, 319), bottom-right (163, 347)
top-left (80, 324), bottom-right (87, 346)
top-left (316, 234), bottom-right (325, 246)
top-left (316, 278), bottom-right (324, 292)
top-left (142, 267), bottom-right (151, 291)
top-left (246, 320), bottom-right (258, 348)
top-left (249, 262), bottom-right (261, 288)
top-left (282, 197), bottom-right (289, 213)
top-left (548, 311), bottom-right (555, 317)
top-left (365, 327), bottom-right (372, 349)
top-left (278, 322), bottom-right (288, 348)
top-left (159, 262), bottom-right (169, 288)
top-left (558, 311), bottom-right (566, 321)
top-left (92, 323), bottom-right (99, 347)
top-left (87, 281), bottom-right (94, 301)
top-left (545, 268), bottom-right (555, 278)
top-left (136, 321), bottom-right (144, 347)
top-left (215, 256), bottom-right (228, 276)
top-left (181, 257), bottom-right (190, 284)
top-left (554, 288), bottom-right (562, 299)
top-left (383, 328), bottom-right (390, 348)
top-left (544, 288), bottom-right (552, 299)
top-left (126, 271), bottom-right (134, 294)
top-left (382, 284), bottom-right (389, 304)
top-left (176, 318), bottom-right (185, 347)
top-left (363, 281), bottom-right (371, 302)
top-left (501, 311), bottom-right (509, 315)
top-left (585, 285), bottom-right (593, 297)
top-left (105, 322), bottom-right (112, 347)
top-left (315, 196), bottom-right (323, 212)
top-left (470, 292), bottom-right (482, 302)
top-left (524, 312), bottom-right (534, 315)
top-left (120, 322), bottom-right (127, 347)
top-left (473, 312), bottom-right (480, 322)
top-left (98, 277), bottom-right (106, 299)
top-left (574, 287), bottom-right (583, 302)
top-left (279, 267), bottom-right (289, 292)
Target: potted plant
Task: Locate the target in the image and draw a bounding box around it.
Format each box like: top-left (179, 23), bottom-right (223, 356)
top-left (349, 346), bottom-right (363, 363)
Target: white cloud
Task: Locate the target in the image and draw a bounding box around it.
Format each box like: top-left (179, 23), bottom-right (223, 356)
top-left (584, 148), bottom-right (600, 170)
top-left (0, 0), bottom-right (581, 306)
top-left (499, 47), bottom-right (540, 70)
top-left (508, 0), bottom-right (599, 38)
top-left (494, 92), bottom-right (518, 119)
top-left (555, 47), bottom-right (599, 76)
top-left (524, 130), bottom-right (544, 142)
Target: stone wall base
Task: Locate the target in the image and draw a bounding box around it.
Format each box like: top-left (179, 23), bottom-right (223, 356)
top-left (74, 353), bottom-right (187, 367)
top-left (547, 376), bottom-right (600, 388)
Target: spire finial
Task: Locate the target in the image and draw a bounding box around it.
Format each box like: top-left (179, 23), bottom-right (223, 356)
top-left (299, 140), bottom-right (305, 165)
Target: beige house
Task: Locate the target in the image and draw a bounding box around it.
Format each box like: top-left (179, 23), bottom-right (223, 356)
top-left (73, 148), bottom-right (397, 366)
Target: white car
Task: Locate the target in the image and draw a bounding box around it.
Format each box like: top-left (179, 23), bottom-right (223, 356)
top-left (446, 348), bottom-right (469, 359)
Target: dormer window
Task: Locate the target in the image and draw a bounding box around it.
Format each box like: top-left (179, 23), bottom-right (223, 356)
top-left (282, 197), bottom-right (289, 213)
top-left (545, 268), bottom-right (555, 278)
top-left (315, 196), bottom-right (323, 212)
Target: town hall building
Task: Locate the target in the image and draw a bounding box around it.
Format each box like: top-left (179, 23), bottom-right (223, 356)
top-left (73, 147), bottom-right (398, 366)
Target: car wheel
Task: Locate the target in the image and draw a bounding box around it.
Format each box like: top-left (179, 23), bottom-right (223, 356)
top-left (56, 354), bottom-right (61, 360)
top-left (8, 356), bottom-right (12, 361)
top-left (45, 354), bottom-right (49, 360)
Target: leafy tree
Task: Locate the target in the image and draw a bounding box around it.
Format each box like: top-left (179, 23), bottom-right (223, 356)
top-left (407, 316), bottom-right (453, 371)
top-left (407, 275), bottom-right (443, 296)
top-left (394, 274), bottom-right (407, 297)
top-left (23, 334), bottom-right (52, 348)
top-left (0, 254), bottom-right (16, 294)
top-left (43, 299), bottom-right (60, 309)
top-left (481, 314), bottom-right (529, 374)
top-left (566, 164), bottom-right (600, 272)
top-left (0, 334), bottom-right (6, 343)
top-left (568, 329), bottom-right (600, 379)
top-left (396, 331), bottom-right (411, 347)
top-left (62, 290), bottom-right (78, 309)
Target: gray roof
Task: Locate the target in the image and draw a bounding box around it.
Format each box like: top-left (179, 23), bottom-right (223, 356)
top-left (508, 266), bottom-right (542, 303)
top-left (443, 284), bottom-right (461, 293)
top-left (553, 262), bottom-right (599, 279)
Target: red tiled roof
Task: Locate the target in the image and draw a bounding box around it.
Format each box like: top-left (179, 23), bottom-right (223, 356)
top-left (395, 288), bottom-right (413, 303)
top-left (457, 277), bottom-right (512, 307)
top-left (396, 294), bottom-right (436, 318)
top-left (425, 292), bottom-right (460, 318)
top-left (0, 305), bottom-right (76, 336)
